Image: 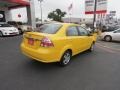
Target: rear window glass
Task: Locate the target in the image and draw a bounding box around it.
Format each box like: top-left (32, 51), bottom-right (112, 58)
top-left (37, 24), bottom-right (62, 34)
top-left (0, 24), bottom-right (12, 27)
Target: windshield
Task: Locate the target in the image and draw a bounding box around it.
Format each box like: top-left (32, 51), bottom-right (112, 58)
top-left (0, 24), bottom-right (12, 27)
top-left (114, 28), bottom-right (120, 32)
top-left (37, 24), bottom-right (62, 34)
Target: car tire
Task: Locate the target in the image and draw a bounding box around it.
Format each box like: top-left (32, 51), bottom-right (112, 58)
top-left (18, 28), bottom-right (23, 35)
top-left (88, 43), bottom-right (94, 52)
top-left (59, 50), bottom-right (72, 66)
top-left (104, 35), bottom-right (112, 42)
top-left (0, 31), bottom-right (3, 37)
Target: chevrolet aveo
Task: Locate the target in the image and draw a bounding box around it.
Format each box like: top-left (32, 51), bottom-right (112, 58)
top-left (21, 23), bottom-right (96, 66)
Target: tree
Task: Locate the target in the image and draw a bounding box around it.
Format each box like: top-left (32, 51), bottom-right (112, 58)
top-left (48, 9), bottom-right (66, 22)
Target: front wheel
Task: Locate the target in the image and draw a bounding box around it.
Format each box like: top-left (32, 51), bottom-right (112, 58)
top-left (104, 35), bottom-right (112, 42)
top-left (18, 28), bottom-right (23, 35)
top-left (88, 43), bottom-right (94, 52)
top-left (59, 50), bottom-right (72, 66)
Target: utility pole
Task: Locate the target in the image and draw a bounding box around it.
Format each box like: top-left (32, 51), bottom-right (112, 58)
top-left (38, 0), bottom-right (43, 24)
top-left (69, 13), bottom-right (71, 23)
top-left (93, 0), bottom-right (97, 32)
top-left (29, 0), bottom-right (36, 28)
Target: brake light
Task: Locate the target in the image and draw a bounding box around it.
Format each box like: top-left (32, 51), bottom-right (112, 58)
top-left (41, 37), bottom-right (54, 47)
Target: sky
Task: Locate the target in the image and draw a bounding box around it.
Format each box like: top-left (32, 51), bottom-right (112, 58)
top-left (11, 0), bottom-right (120, 22)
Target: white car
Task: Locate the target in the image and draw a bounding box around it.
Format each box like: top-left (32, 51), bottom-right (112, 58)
top-left (100, 29), bottom-right (120, 41)
top-left (19, 25), bottom-right (32, 32)
top-left (0, 24), bottom-right (19, 37)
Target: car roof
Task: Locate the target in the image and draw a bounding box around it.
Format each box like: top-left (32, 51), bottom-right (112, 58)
top-left (48, 22), bottom-right (79, 26)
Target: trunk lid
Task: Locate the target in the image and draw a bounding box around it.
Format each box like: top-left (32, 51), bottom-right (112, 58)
top-left (23, 32), bottom-right (53, 49)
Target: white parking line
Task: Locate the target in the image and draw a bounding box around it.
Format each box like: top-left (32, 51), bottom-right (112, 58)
top-left (96, 43), bottom-right (120, 54)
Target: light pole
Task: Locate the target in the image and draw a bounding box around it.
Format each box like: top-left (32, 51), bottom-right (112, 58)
top-left (93, 0), bottom-right (97, 32)
top-left (38, 0), bottom-right (43, 24)
top-left (29, 0), bottom-right (36, 28)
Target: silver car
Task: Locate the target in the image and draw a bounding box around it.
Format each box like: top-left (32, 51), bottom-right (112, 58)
top-left (100, 29), bottom-right (120, 42)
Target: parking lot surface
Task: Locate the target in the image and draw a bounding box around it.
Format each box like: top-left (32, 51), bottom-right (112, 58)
top-left (0, 36), bottom-right (120, 90)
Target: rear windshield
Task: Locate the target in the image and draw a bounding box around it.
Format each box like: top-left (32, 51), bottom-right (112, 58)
top-left (0, 24), bottom-right (12, 27)
top-left (37, 24), bottom-right (62, 34)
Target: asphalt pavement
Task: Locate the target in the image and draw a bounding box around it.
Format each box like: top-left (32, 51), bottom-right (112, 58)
top-left (0, 36), bottom-right (120, 90)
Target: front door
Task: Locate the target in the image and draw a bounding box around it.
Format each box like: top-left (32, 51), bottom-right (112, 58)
top-left (77, 26), bottom-right (92, 51)
top-left (66, 26), bottom-right (83, 54)
top-left (113, 30), bottom-right (120, 41)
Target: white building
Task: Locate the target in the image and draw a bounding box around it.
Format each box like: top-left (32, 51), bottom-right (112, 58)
top-left (0, 0), bottom-right (32, 25)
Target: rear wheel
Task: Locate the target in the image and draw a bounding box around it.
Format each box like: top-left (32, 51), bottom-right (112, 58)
top-left (0, 31), bottom-right (3, 37)
top-left (104, 35), bottom-right (112, 42)
top-left (18, 28), bottom-right (23, 34)
top-left (59, 50), bottom-right (72, 66)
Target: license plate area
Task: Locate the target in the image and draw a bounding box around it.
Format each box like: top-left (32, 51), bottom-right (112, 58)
top-left (28, 38), bottom-right (34, 45)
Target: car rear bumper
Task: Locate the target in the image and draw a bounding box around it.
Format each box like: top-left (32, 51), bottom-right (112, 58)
top-left (21, 43), bottom-right (60, 63)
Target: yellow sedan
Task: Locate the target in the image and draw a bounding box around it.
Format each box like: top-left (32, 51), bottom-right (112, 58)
top-left (21, 23), bottom-right (95, 66)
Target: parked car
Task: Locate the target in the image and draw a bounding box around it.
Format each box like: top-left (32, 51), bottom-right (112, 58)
top-left (19, 25), bottom-right (32, 32)
top-left (21, 23), bottom-right (96, 66)
top-left (0, 24), bottom-right (19, 37)
top-left (8, 21), bottom-right (32, 34)
top-left (7, 21), bottom-right (23, 34)
top-left (100, 29), bottom-right (120, 42)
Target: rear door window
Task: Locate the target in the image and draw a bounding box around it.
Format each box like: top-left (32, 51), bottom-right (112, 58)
top-left (67, 26), bottom-right (79, 36)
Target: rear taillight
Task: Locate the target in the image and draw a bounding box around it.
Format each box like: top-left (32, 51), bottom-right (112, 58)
top-left (40, 37), bottom-right (54, 47)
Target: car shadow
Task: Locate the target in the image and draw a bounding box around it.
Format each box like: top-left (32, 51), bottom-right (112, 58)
top-left (24, 50), bottom-right (92, 71)
top-left (25, 59), bottom-right (62, 71)
top-left (99, 40), bottom-right (120, 44)
top-left (112, 41), bottom-right (120, 43)
top-left (71, 50), bottom-right (93, 62)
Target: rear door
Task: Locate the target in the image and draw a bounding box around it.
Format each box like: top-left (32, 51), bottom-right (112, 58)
top-left (66, 26), bottom-right (81, 54)
top-left (77, 26), bottom-right (92, 51)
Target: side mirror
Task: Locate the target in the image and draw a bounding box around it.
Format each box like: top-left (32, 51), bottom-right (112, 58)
top-left (88, 32), bottom-right (93, 36)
